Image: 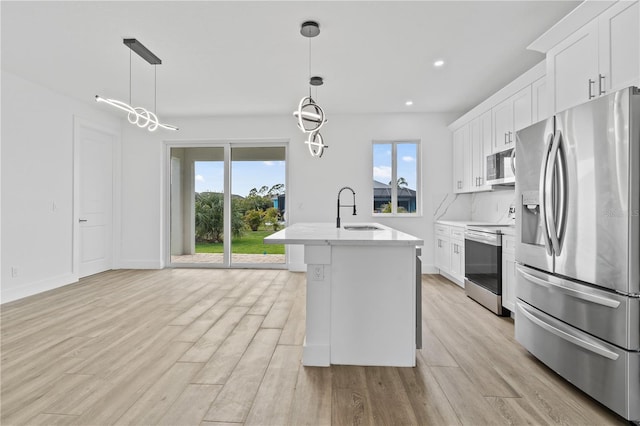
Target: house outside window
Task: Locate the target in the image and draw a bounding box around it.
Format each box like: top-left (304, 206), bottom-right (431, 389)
top-left (372, 140), bottom-right (420, 215)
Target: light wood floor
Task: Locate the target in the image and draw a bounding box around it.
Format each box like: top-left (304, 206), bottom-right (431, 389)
top-left (0, 269), bottom-right (626, 425)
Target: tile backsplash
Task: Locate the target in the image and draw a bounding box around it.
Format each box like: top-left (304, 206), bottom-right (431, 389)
top-left (471, 189), bottom-right (516, 223)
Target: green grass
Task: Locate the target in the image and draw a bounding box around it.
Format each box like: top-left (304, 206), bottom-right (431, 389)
top-left (196, 229), bottom-right (284, 254)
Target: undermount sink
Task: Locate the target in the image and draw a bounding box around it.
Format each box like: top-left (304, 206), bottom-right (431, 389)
top-left (343, 225), bottom-right (382, 231)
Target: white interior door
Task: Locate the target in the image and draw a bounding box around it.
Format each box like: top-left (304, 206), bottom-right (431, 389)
top-left (78, 125), bottom-right (113, 278)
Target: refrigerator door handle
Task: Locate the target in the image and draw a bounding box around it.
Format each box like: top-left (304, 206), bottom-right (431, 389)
top-left (540, 132), bottom-right (555, 256)
top-left (510, 148), bottom-right (516, 175)
top-left (517, 301), bottom-right (619, 361)
top-left (517, 267), bottom-right (622, 308)
top-left (555, 133), bottom-right (567, 255)
top-left (545, 130), bottom-right (562, 255)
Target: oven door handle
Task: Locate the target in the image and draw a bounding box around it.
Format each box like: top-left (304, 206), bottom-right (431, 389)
top-left (464, 231), bottom-right (500, 246)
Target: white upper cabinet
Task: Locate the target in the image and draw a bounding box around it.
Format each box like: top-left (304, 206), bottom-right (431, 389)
top-left (547, 1), bottom-right (639, 113)
top-left (492, 85), bottom-right (532, 152)
top-left (471, 111), bottom-right (492, 191)
top-left (452, 126), bottom-right (470, 193)
top-left (598, 0), bottom-right (640, 93)
top-left (512, 86), bottom-right (533, 133)
top-left (531, 77), bottom-right (548, 123)
top-left (454, 116), bottom-right (491, 194)
top-left (547, 20), bottom-right (599, 113)
top-left (492, 98), bottom-right (513, 152)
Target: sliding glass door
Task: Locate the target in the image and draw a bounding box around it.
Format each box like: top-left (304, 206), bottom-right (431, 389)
top-left (231, 147), bottom-right (286, 266)
top-left (168, 143), bottom-right (286, 268)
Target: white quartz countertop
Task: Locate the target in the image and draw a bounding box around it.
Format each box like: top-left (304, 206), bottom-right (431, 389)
top-left (435, 220), bottom-right (509, 227)
top-left (264, 222), bottom-right (424, 246)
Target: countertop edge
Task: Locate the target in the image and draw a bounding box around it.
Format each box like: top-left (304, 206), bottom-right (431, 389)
top-left (264, 222), bottom-right (423, 246)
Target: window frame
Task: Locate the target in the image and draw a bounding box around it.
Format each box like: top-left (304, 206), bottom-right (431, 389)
top-left (372, 139), bottom-right (421, 217)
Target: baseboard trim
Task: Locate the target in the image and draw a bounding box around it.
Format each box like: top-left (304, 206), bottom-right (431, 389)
top-left (117, 260), bottom-right (163, 269)
top-left (1, 272), bottom-right (78, 304)
top-left (421, 263), bottom-right (438, 274)
top-left (288, 263), bottom-right (307, 273)
top-left (302, 339), bottom-right (330, 367)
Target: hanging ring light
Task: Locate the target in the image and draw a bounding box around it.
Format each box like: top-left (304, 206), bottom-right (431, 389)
top-left (96, 38), bottom-right (178, 132)
top-left (292, 21), bottom-right (328, 157)
top-left (306, 131), bottom-right (327, 158)
top-left (294, 95), bottom-right (326, 132)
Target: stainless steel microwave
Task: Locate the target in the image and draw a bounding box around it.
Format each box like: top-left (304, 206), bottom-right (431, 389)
top-left (486, 148), bottom-right (515, 185)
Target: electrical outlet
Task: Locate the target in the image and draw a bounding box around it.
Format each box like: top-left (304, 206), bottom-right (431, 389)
top-left (311, 265), bottom-right (324, 281)
top-left (11, 267), bottom-right (19, 278)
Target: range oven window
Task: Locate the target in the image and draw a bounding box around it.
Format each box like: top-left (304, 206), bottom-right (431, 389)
top-left (465, 238), bottom-right (502, 294)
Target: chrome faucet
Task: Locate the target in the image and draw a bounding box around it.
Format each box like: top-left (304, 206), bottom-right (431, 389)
top-left (337, 186), bottom-right (356, 228)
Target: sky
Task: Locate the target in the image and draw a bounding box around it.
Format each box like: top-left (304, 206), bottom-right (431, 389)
top-left (194, 160), bottom-right (286, 197)
top-left (373, 143), bottom-right (417, 189)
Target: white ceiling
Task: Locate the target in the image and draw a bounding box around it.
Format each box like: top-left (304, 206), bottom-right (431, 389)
top-left (1, 1), bottom-right (581, 118)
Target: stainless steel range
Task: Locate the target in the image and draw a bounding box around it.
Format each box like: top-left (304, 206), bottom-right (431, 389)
top-left (464, 225), bottom-right (512, 316)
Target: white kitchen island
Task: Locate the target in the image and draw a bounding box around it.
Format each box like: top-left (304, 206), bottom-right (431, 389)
top-left (264, 223), bottom-right (423, 367)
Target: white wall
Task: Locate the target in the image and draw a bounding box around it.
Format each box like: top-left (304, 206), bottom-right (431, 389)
top-left (119, 112), bottom-right (459, 273)
top-left (1, 70), bottom-right (121, 303)
top-left (1, 69), bottom-right (461, 302)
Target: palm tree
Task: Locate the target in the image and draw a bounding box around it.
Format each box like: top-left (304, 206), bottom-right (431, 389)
top-left (388, 177), bottom-right (409, 188)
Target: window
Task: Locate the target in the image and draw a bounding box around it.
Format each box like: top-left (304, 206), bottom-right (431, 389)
top-left (373, 141), bottom-right (420, 215)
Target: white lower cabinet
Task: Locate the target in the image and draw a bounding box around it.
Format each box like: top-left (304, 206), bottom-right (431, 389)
top-left (449, 227), bottom-right (465, 283)
top-left (434, 223), bottom-right (465, 287)
top-left (435, 236), bottom-right (450, 274)
top-left (502, 235), bottom-right (516, 312)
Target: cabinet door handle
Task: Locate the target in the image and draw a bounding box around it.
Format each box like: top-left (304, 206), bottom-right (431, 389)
top-left (508, 131), bottom-right (513, 143)
top-left (598, 74), bottom-right (605, 95)
top-left (588, 79), bottom-right (595, 99)
top-left (504, 132), bottom-right (508, 144)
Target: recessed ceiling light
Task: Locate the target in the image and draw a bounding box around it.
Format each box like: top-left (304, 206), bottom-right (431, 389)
top-left (434, 60), bottom-right (445, 67)
top-left (405, 100), bottom-right (413, 106)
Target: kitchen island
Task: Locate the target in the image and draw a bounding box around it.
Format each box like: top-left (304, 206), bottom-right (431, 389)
top-left (264, 223), bottom-right (423, 367)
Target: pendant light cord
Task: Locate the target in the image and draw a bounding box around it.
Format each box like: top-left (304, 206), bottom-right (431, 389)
top-left (308, 37), bottom-right (312, 99)
top-left (129, 48), bottom-right (132, 105)
top-left (154, 65), bottom-right (157, 114)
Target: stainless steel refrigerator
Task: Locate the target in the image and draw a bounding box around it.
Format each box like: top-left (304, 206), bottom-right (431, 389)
top-left (514, 86), bottom-right (639, 422)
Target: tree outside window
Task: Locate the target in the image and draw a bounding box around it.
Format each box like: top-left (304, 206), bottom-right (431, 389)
top-left (373, 141), bottom-right (420, 215)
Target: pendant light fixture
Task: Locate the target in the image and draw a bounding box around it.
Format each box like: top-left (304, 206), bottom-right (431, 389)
top-left (293, 21), bottom-right (328, 158)
top-left (96, 38), bottom-right (178, 131)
